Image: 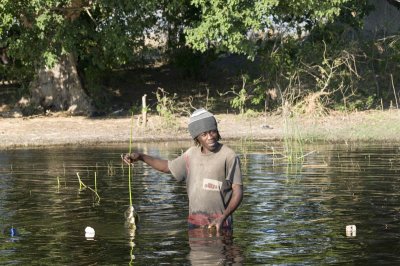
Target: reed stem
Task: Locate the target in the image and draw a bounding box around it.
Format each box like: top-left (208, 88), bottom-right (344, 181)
top-left (76, 172), bottom-right (87, 190)
top-left (128, 111), bottom-right (134, 206)
top-left (94, 171), bottom-right (97, 192)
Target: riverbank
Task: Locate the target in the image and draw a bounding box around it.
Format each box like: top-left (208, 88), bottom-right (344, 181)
top-left (1, 109), bottom-right (400, 149)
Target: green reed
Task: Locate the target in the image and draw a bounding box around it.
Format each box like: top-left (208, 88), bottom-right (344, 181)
top-left (283, 116), bottom-right (305, 165)
top-left (128, 111), bottom-right (134, 207)
top-left (76, 172), bottom-right (101, 203)
top-left (94, 171), bottom-right (97, 192)
top-left (76, 172), bottom-right (87, 190)
top-left (107, 161), bottom-right (116, 176)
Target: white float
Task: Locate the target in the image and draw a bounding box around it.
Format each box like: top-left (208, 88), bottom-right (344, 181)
top-left (346, 225), bottom-right (356, 237)
top-left (85, 226), bottom-right (95, 239)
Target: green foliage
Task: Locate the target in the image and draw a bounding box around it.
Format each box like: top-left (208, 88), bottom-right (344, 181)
top-left (185, 0), bottom-right (359, 57)
top-left (247, 20), bottom-right (399, 114)
top-left (0, 60), bottom-right (33, 88)
top-left (162, 0), bottom-right (200, 51)
top-left (170, 46), bottom-right (202, 78)
top-left (81, 65), bottom-right (111, 110)
top-left (222, 75), bottom-right (266, 114)
top-left (230, 88), bottom-right (248, 114)
top-left (155, 87), bottom-right (179, 128)
top-left (0, 0), bottom-right (159, 82)
top-left (1, 0), bottom-right (397, 115)
top-left (184, 0), bottom-right (394, 114)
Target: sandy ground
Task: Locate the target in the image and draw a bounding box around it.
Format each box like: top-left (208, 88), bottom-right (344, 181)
top-left (1, 110), bottom-right (400, 149)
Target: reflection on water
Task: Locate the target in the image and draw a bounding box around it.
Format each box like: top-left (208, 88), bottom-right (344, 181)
top-left (188, 228), bottom-right (243, 264)
top-left (1, 142), bottom-right (400, 264)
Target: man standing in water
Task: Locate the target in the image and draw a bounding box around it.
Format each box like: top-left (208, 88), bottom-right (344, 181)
top-left (122, 108), bottom-right (243, 232)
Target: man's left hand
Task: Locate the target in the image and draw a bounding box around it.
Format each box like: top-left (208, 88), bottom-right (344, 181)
top-left (208, 217), bottom-right (225, 232)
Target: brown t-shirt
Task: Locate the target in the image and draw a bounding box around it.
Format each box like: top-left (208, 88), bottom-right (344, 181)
top-left (168, 144), bottom-right (242, 228)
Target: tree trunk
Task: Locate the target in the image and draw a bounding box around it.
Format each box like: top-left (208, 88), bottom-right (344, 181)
top-left (29, 53), bottom-right (94, 115)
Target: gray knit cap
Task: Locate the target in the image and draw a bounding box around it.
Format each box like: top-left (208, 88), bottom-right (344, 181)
top-left (188, 108), bottom-right (217, 138)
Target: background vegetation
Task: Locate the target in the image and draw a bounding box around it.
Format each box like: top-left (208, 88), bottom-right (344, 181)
top-left (0, 0), bottom-right (399, 116)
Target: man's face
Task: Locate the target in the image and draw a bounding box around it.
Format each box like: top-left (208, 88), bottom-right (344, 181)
top-left (197, 130), bottom-right (220, 153)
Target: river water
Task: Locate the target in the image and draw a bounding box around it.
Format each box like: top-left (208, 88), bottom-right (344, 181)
top-left (1, 141), bottom-right (400, 265)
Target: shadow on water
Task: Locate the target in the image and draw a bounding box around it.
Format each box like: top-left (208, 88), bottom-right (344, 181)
top-left (1, 141), bottom-right (400, 264)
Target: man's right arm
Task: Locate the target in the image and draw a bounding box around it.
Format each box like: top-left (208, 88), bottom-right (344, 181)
top-left (123, 153), bottom-right (170, 173)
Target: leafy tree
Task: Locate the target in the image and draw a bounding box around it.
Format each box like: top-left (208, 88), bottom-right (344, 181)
top-left (155, 0), bottom-right (205, 78)
top-left (184, 0), bottom-right (383, 113)
top-left (0, 0), bottom-right (392, 115)
top-left (185, 0), bottom-right (363, 57)
top-left (0, 0), bottom-right (159, 114)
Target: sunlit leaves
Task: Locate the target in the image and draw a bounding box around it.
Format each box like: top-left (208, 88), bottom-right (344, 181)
top-left (43, 51), bottom-right (58, 67)
top-left (0, 0), bottom-right (159, 70)
top-left (185, 0), bottom-right (358, 56)
top-left (0, 0), bottom-right (370, 83)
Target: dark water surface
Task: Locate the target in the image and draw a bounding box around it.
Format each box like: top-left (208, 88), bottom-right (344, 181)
top-left (1, 141), bottom-right (400, 265)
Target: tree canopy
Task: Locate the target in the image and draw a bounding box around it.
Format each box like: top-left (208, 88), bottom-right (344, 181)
top-left (2, 0), bottom-right (397, 115)
top-left (184, 0), bottom-right (366, 57)
top-left (0, 0), bottom-right (367, 75)
top-left (0, 1), bottom-right (159, 73)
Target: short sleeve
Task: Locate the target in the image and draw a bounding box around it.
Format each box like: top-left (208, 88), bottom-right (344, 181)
top-left (227, 155), bottom-right (242, 185)
top-left (168, 153), bottom-right (187, 182)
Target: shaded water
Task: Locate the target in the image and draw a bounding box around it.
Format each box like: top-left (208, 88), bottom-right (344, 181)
top-left (1, 141), bottom-right (400, 265)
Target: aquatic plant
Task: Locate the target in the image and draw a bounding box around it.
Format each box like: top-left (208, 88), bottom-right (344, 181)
top-left (126, 111), bottom-right (138, 228)
top-left (283, 117), bottom-right (304, 164)
top-left (128, 111), bottom-right (134, 207)
top-left (94, 172), bottom-right (97, 192)
top-left (76, 172), bottom-right (101, 203)
top-left (76, 172), bottom-right (87, 190)
top-left (238, 136), bottom-right (254, 170)
top-left (107, 161), bottom-right (116, 176)
top-left (63, 162), bottom-right (67, 186)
